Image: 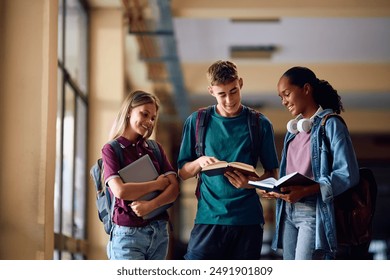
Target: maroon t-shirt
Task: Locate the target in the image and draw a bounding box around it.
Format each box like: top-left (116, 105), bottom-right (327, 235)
top-left (102, 136), bottom-right (176, 227)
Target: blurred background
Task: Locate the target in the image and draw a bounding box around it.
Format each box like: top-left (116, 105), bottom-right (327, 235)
top-left (0, 0), bottom-right (389, 260)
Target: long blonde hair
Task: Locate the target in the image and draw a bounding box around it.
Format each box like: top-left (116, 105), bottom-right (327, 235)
top-left (110, 90), bottom-right (160, 140)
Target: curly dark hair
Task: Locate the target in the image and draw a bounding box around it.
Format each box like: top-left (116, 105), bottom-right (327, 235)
top-left (282, 66), bottom-right (344, 114)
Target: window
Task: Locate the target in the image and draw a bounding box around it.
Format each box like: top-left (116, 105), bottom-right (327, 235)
top-left (55, 0), bottom-right (89, 260)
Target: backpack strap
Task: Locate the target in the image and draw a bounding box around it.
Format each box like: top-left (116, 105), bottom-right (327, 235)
top-left (194, 106), bottom-right (212, 199)
top-left (319, 113), bottom-right (349, 179)
top-left (106, 139), bottom-right (123, 235)
top-left (246, 106), bottom-right (263, 167)
top-left (110, 138), bottom-right (162, 168)
top-left (320, 113), bottom-right (347, 148)
top-left (320, 113), bottom-right (346, 128)
top-left (146, 139), bottom-right (163, 169)
top-left (195, 106), bottom-right (212, 157)
top-left (108, 139), bottom-right (124, 167)
top-left (195, 105), bottom-right (262, 164)
top-left (193, 105), bottom-right (263, 198)
top-left (102, 139), bottom-right (124, 188)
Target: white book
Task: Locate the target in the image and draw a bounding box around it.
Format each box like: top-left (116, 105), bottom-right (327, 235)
top-left (118, 154), bottom-right (172, 219)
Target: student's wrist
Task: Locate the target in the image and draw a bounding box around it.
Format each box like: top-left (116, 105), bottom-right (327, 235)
top-left (195, 159), bottom-right (203, 173)
top-left (302, 183), bottom-right (320, 196)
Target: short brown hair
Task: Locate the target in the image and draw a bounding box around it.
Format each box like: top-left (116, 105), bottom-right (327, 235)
top-left (206, 60), bottom-right (239, 85)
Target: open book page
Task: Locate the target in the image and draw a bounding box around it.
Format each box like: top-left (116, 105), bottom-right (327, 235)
top-left (201, 161), bottom-right (229, 171)
top-left (249, 172), bottom-right (316, 192)
top-left (201, 161), bottom-right (260, 178)
top-left (275, 172), bottom-right (316, 187)
top-left (249, 177), bottom-right (278, 190)
top-left (228, 161), bottom-right (253, 170)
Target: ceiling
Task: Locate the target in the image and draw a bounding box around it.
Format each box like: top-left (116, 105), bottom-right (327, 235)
top-left (87, 0), bottom-right (390, 125)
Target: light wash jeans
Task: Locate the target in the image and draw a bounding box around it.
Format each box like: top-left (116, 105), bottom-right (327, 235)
top-left (282, 199), bottom-right (316, 260)
top-left (107, 220), bottom-right (169, 260)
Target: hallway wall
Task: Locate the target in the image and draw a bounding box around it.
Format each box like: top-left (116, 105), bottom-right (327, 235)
top-left (0, 0), bottom-right (58, 259)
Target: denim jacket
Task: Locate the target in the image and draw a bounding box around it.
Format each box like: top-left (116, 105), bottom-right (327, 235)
top-left (271, 109), bottom-right (359, 258)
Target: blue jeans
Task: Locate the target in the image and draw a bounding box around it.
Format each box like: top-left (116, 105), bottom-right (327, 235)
top-left (107, 220), bottom-right (169, 260)
top-left (282, 199), bottom-right (316, 260)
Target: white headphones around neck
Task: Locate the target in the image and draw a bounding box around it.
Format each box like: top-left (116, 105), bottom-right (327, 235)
top-left (286, 106), bottom-right (323, 134)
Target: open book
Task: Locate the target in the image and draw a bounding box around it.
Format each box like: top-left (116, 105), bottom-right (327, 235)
top-left (201, 161), bottom-right (261, 178)
top-left (248, 172), bottom-right (316, 193)
top-left (118, 154), bottom-right (173, 219)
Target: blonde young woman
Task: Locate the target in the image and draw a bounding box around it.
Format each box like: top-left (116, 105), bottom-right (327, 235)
top-left (102, 90), bottom-right (179, 260)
